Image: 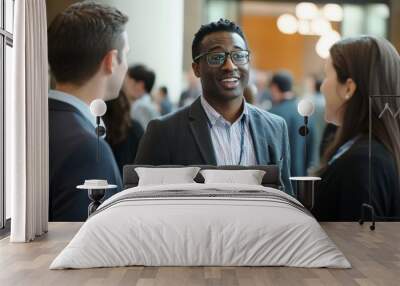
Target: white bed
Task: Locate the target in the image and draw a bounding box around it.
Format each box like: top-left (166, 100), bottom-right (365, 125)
top-left (50, 183), bottom-right (351, 269)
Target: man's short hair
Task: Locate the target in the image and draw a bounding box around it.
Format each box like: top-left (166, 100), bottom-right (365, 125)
top-left (270, 72), bottom-right (293, 93)
top-left (48, 2), bottom-right (128, 85)
top-left (314, 78), bottom-right (323, 93)
top-left (192, 18), bottom-right (247, 61)
top-left (127, 65), bottom-right (156, 93)
top-left (160, 86), bottom-right (168, 96)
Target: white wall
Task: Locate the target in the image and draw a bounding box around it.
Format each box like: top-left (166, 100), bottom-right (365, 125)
top-left (99, 0), bottom-right (184, 103)
top-left (182, 0), bottom-right (204, 73)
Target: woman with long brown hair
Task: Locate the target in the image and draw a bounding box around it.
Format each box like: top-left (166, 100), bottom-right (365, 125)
top-left (312, 36), bottom-right (400, 221)
top-left (103, 91), bottom-right (144, 176)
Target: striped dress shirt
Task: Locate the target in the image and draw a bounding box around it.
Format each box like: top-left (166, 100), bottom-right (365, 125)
top-left (200, 96), bottom-right (257, 166)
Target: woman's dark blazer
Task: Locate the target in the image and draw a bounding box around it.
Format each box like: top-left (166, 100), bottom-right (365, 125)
top-left (312, 137), bottom-right (400, 221)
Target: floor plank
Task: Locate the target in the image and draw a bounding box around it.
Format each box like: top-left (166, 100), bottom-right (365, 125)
top-left (0, 222), bottom-right (399, 286)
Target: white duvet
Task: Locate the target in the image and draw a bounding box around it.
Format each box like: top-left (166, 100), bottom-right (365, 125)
top-left (50, 183), bottom-right (351, 269)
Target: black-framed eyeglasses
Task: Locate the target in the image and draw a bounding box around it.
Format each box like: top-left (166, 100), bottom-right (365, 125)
top-left (194, 50), bottom-right (250, 67)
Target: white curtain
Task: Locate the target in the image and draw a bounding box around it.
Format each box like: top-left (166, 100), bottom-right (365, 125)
top-left (7, 0), bottom-right (49, 242)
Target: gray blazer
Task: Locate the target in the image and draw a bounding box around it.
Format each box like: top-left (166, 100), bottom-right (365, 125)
top-left (135, 97), bottom-right (293, 195)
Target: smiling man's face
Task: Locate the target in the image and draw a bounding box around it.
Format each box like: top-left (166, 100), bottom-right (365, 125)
top-left (193, 31), bottom-right (250, 102)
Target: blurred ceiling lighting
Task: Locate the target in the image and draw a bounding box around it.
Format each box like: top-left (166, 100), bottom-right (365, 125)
top-left (373, 4), bottom-right (390, 18)
top-left (277, 14), bottom-right (298, 34)
top-left (315, 30), bottom-right (341, 58)
top-left (311, 17), bottom-right (333, 35)
top-left (296, 2), bottom-right (318, 20)
top-left (298, 20), bottom-right (313, 35)
top-left (322, 4), bottom-right (344, 22)
top-left (276, 0), bottom-right (344, 53)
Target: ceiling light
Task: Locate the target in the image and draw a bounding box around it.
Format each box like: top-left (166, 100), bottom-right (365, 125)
top-left (296, 2), bottom-right (318, 20)
top-left (298, 20), bottom-right (313, 35)
top-left (322, 4), bottom-right (343, 22)
top-left (311, 17), bottom-right (332, 35)
top-left (373, 4), bottom-right (390, 19)
top-left (315, 30), bottom-right (341, 58)
top-left (277, 14), bottom-right (298, 34)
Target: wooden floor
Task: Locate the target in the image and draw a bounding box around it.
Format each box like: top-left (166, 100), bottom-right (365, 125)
top-left (1, 222), bottom-right (399, 286)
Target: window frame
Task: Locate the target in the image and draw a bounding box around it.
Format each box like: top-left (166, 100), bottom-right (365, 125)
top-left (0, 0), bottom-right (13, 230)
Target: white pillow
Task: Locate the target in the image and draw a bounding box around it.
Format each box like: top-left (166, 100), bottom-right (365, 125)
top-left (200, 169), bottom-right (266, 185)
top-left (135, 167), bottom-right (201, 186)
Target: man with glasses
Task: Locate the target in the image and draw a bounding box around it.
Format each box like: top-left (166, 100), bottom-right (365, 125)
top-left (135, 19), bottom-right (293, 195)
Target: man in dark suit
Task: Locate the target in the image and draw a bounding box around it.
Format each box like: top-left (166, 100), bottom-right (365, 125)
top-left (269, 71), bottom-right (317, 177)
top-left (135, 19), bottom-right (293, 195)
top-left (48, 2), bottom-right (129, 221)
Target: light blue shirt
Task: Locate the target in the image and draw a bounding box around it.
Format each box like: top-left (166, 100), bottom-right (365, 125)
top-left (328, 136), bottom-right (360, 165)
top-left (200, 96), bottom-right (257, 166)
top-left (48, 89), bottom-right (105, 130)
top-left (307, 93), bottom-right (326, 165)
top-left (130, 94), bottom-right (160, 130)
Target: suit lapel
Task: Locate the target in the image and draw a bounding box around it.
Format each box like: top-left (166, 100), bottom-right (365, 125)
top-left (188, 98), bottom-right (217, 165)
top-left (248, 107), bottom-right (271, 165)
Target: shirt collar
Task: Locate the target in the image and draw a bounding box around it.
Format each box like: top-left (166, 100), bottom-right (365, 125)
top-left (48, 89), bottom-right (105, 129)
top-left (136, 93), bottom-right (151, 104)
top-left (200, 95), bottom-right (248, 127)
top-left (328, 135), bottom-right (360, 165)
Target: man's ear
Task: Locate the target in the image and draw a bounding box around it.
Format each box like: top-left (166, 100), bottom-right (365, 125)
top-left (102, 49), bottom-right (118, 74)
top-left (192, 62), bottom-right (200, 78)
top-left (138, 81), bottom-right (145, 92)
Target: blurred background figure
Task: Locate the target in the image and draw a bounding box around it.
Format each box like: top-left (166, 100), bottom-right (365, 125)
top-left (179, 69), bottom-right (201, 108)
top-left (305, 75), bottom-right (326, 165)
top-left (243, 83), bottom-right (258, 104)
top-left (122, 64), bottom-right (160, 130)
top-left (155, 86), bottom-right (174, 115)
top-left (253, 69), bottom-right (272, 110)
top-left (104, 92), bottom-right (144, 176)
top-left (268, 71), bottom-right (317, 176)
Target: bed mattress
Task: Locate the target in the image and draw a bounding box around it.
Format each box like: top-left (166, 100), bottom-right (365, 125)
top-left (50, 183), bottom-right (350, 269)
